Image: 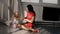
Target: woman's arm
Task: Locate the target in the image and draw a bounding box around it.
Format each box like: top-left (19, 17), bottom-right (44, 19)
top-left (24, 16), bottom-right (34, 23)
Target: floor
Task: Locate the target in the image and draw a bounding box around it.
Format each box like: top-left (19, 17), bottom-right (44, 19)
top-left (0, 23), bottom-right (60, 34)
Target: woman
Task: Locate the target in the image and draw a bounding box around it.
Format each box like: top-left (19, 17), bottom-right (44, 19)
top-left (18, 4), bottom-right (39, 33)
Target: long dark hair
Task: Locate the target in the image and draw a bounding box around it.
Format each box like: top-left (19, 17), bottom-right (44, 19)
top-left (27, 4), bottom-right (35, 13)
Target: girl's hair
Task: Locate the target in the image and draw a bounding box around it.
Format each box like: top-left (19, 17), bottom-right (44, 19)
top-left (27, 4), bottom-right (35, 13)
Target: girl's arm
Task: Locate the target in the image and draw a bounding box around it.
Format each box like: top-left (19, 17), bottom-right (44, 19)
top-left (24, 16), bottom-right (34, 23)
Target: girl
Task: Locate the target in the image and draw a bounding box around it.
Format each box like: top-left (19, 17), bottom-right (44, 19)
top-left (18, 4), bottom-right (39, 33)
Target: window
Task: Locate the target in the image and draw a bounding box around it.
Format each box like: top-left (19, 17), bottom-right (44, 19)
top-left (21, 0), bottom-right (39, 3)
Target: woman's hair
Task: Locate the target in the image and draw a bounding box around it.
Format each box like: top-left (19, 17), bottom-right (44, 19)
top-left (27, 4), bottom-right (35, 12)
top-left (27, 4), bottom-right (36, 16)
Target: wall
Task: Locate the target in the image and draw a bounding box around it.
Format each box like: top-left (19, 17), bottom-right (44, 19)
top-left (43, 0), bottom-right (60, 8)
